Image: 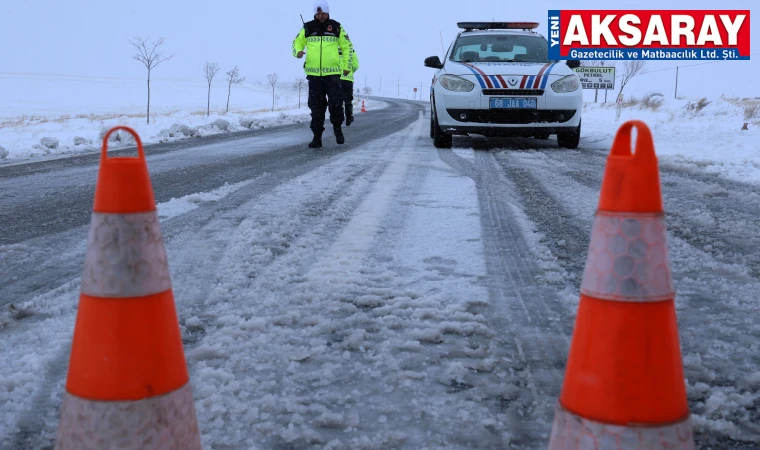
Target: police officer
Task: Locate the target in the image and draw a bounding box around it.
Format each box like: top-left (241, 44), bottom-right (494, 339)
top-left (293, 1), bottom-right (353, 148)
top-left (339, 46), bottom-right (359, 126)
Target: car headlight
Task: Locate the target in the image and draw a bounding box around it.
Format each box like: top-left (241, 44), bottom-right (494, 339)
top-left (551, 75), bottom-right (580, 93)
top-left (439, 75), bottom-right (474, 92)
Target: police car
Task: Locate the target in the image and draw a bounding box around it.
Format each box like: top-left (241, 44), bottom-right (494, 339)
top-left (425, 22), bottom-right (583, 149)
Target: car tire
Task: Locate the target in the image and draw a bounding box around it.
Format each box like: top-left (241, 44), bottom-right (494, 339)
top-left (430, 112), bottom-right (435, 138)
top-left (557, 120), bottom-right (581, 149)
top-left (432, 111), bottom-right (452, 149)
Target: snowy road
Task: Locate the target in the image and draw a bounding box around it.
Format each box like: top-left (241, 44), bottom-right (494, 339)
top-left (0, 98), bottom-right (758, 449)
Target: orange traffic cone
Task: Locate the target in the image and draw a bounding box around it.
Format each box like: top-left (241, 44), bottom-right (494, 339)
top-left (361, 100), bottom-right (367, 113)
top-left (548, 120), bottom-right (694, 449)
top-left (55, 126), bottom-right (201, 449)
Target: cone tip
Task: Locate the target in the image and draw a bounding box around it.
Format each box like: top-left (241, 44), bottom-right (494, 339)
top-left (93, 127), bottom-right (156, 213)
top-left (598, 120), bottom-right (663, 213)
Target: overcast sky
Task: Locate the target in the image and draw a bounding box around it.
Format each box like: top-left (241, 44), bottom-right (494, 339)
top-left (0, 0), bottom-right (757, 100)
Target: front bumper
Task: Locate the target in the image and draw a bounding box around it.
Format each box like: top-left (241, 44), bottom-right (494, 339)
top-left (434, 85), bottom-right (582, 134)
top-left (438, 124), bottom-right (580, 137)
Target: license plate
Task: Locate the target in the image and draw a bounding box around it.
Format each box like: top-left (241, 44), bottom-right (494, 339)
top-left (490, 97), bottom-right (537, 109)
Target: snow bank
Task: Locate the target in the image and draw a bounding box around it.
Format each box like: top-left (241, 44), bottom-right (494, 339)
top-left (0, 98), bottom-right (388, 163)
top-left (582, 95), bottom-right (760, 185)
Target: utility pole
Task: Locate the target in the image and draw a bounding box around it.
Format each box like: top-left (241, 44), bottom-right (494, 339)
top-left (675, 66), bottom-right (679, 99)
top-left (380, 76), bottom-right (382, 93)
top-left (398, 79), bottom-right (400, 96)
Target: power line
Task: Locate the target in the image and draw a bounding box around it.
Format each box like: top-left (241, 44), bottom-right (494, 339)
top-left (638, 52), bottom-right (760, 76)
top-left (0, 71), bottom-right (228, 84)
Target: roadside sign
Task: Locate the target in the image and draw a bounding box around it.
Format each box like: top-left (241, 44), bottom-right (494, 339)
top-left (573, 66), bottom-right (616, 90)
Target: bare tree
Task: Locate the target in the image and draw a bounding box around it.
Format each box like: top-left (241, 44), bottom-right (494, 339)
top-left (266, 73), bottom-right (279, 111)
top-left (292, 77), bottom-right (307, 108)
top-left (362, 86), bottom-right (372, 95)
top-left (618, 60), bottom-right (646, 98)
top-left (129, 36), bottom-right (174, 124)
top-left (203, 62), bottom-right (220, 117)
top-left (225, 66), bottom-right (246, 113)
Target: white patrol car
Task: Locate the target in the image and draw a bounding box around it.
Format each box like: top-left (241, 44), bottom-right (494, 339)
top-left (425, 22), bottom-right (583, 149)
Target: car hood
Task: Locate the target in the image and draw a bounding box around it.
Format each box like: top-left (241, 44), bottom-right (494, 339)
top-left (446, 61), bottom-right (574, 89)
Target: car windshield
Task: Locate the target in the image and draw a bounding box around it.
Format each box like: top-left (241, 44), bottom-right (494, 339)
top-left (450, 34), bottom-right (549, 63)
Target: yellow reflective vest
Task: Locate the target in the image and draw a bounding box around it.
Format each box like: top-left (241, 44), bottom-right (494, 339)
top-left (292, 19), bottom-right (352, 77)
top-left (340, 48), bottom-right (359, 82)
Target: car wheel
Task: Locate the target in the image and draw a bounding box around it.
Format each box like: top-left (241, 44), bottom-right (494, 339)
top-left (430, 108), bottom-right (453, 148)
top-left (557, 120), bottom-right (581, 149)
top-left (432, 112), bottom-right (453, 149)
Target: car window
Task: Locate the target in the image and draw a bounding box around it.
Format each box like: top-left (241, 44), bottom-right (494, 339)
top-left (450, 34), bottom-right (549, 63)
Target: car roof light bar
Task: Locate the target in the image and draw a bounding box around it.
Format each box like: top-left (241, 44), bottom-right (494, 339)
top-left (457, 22), bottom-right (540, 32)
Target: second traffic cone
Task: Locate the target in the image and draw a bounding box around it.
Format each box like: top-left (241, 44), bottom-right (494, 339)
top-left (548, 120), bottom-right (694, 449)
top-left (361, 100), bottom-right (367, 112)
top-left (55, 126), bottom-right (201, 450)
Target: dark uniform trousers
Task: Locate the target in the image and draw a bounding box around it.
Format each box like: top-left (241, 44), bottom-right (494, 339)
top-left (341, 80), bottom-right (354, 119)
top-left (307, 75), bottom-right (344, 137)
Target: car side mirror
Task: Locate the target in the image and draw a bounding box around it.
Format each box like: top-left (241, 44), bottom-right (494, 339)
top-left (566, 60), bottom-right (581, 69)
top-left (425, 56), bottom-right (444, 69)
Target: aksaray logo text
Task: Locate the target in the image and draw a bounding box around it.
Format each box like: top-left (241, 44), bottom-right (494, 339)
top-left (548, 10), bottom-right (750, 60)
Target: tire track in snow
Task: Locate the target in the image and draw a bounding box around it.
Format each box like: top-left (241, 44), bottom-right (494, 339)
top-left (489, 152), bottom-right (591, 285)
top-left (564, 156), bottom-right (760, 280)
top-left (182, 119), bottom-right (423, 449)
top-left (436, 148), bottom-right (573, 448)
top-left (346, 136), bottom-right (514, 449)
top-left (187, 114), bottom-right (528, 449)
top-left (503, 149), bottom-right (760, 447)
top-left (270, 115), bottom-right (512, 448)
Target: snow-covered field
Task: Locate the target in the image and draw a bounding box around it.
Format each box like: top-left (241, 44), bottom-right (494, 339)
top-left (582, 95), bottom-right (760, 185)
top-left (0, 75), bottom-right (388, 162)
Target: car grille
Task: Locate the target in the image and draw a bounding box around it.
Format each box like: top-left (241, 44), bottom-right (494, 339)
top-left (482, 89), bottom-right (544, 96)
top-left (446, 109), bottom-right (577, 124)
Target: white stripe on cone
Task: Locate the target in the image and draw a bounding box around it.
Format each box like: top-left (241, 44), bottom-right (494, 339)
top-left (55, 383), bottom-right (201, 450)
top-left (548, 403), bottom-right (695, 450)
top-left (81, 212), bottom-right (173, 298)
top-left (580, 212), bottom-right (675, 302)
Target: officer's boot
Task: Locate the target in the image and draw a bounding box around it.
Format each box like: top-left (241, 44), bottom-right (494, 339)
top-left (334, 126), bottom-right (345, 145)
top-left (345, 103), bottom-right (353, 126)
top-left (308, 133), bottom-right (322, 148)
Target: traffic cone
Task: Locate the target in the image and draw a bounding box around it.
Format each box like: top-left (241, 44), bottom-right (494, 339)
top-left (361, 100), bottom-right (367, 113)
top-left (548, 120), bottom-right (694, 449)
top-left (55, 126), bottom-right (201, 449)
